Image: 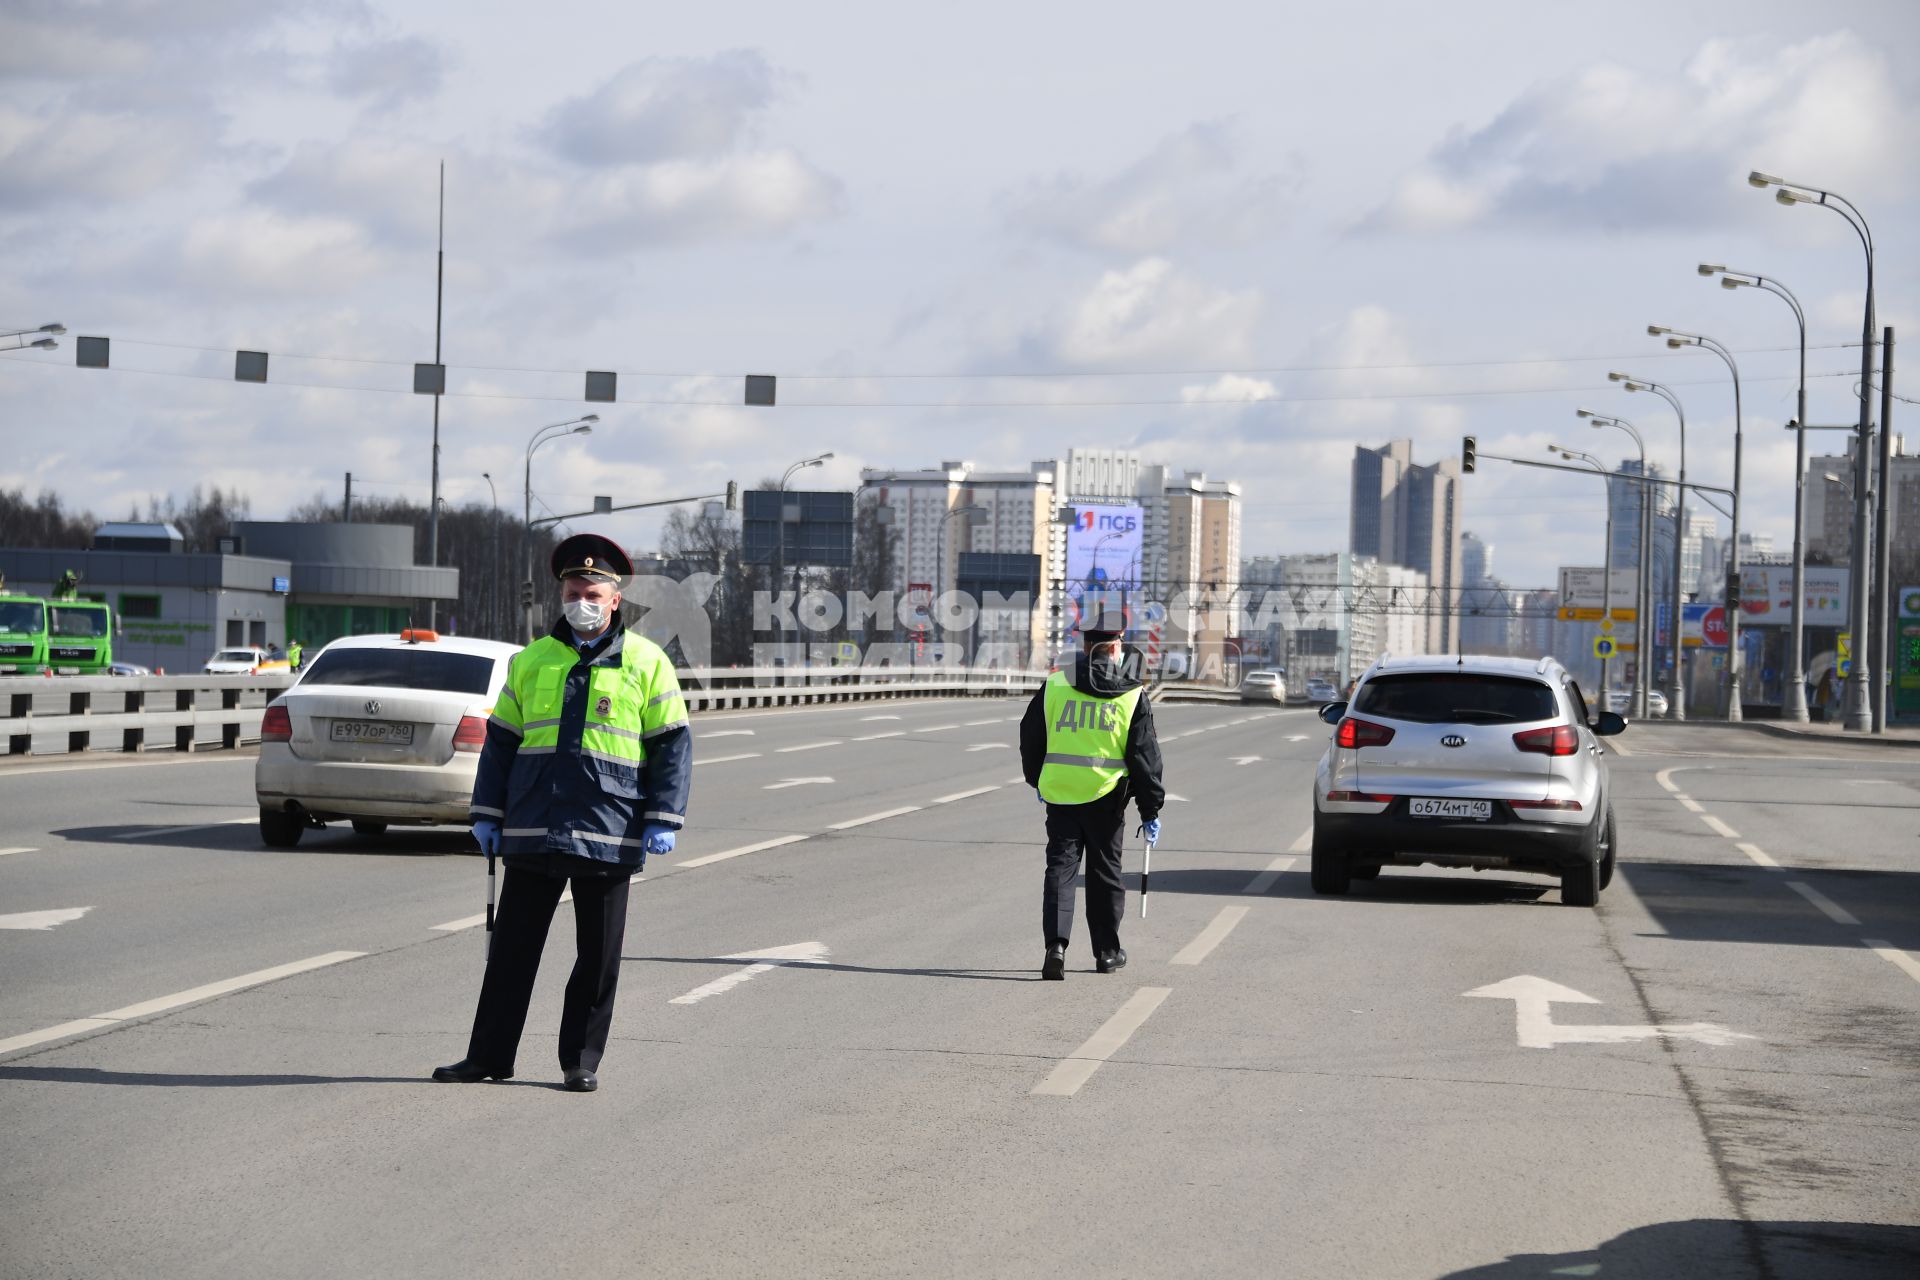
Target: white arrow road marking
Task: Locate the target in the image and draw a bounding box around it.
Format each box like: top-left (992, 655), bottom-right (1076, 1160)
top-left (702, 729), bottom-right (756, 738)
top-left (0, 906), bottom-right (92, 931)
top-left (765, 777), bottom-right (835, 790)
top-left (669, 941), bottom-right (830, 1005)
top-left (1230, 756), bottom-right (1262, 766)
top-left (1464, 975), bottom-right (1753, 1049)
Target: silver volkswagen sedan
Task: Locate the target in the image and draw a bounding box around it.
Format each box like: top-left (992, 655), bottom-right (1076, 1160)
top-left (1310, 654), bottom-right (1625, 906)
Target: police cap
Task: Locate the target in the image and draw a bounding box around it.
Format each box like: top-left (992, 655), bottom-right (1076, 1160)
top-left (550, 532), bottom-right (633, 583)
top-left (1082, 609), bottom-right (1127, 644)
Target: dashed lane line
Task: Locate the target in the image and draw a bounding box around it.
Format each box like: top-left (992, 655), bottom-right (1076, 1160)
top-left (1243, 855), bottom-right (1296, 895)
top-left (1700, 814), bottom-right (1741, 840)
top-left (1863, 940), bottom-right (1920, 987)
top-left (694, 752), bottom-right (761, 766)
top-left (1736, 842), bottom-right (1782, 870)
top-left (1288, 826), bottom-right (1313, 853)
top-left (675, 834), bottom-right (811, 869)
top-left (1031, 987), bottom-right (1171, 1098)
top-left (1786, 880), bottom-right (1863, 927)
top-left (116, 817), bottom-right (255, 841)
top-left (920, 724), bottom-right (961, 733)
top-left (0, 950), bottom-right (365, 1058)
top-left (965, 719), bottom-right (1003, 727)
top-left (0, 847), bottom-right (37, 857)
top-left (1171, 906), bottom-right (1249, 965)
top-left (853, 731), bottom-right (905, 741)
top-left (1675, 795), bottom-right (1706, 813)
top-left (776, 741), bottom-right (843, 753)
top-left (932, 785), bottom-right (1002, 804)
top-left (826, 806), bottom-right (923, 831)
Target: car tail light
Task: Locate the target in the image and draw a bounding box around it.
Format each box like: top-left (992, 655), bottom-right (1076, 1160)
top-left (262, 704), bottom-right (292, 742)
top-left (1326, 790), bottom-right (1394, 804)
top-left (1335, 718), bottom-right (1396, 749)
top-left (1510, 797), bottom-right (1583, 811)
top-left (454, 715), bottom-right (487, 753)
top-left (1513, 724), bottom-right (1580, 756)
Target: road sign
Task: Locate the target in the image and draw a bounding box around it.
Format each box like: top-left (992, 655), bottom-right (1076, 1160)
top-left (1701, 606), bottom-right (1729, 648)
top-left (1838, 632), bottom-right (1852, 679)
top-left (1599, 617), bottom-right (1614, 633)
top-left (1593, 636), bottom-right (1617, 659)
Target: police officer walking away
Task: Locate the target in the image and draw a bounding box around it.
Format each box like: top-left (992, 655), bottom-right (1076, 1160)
top-left (1020, 611), bottom-right (1164, 980)
top-left (434, 533), bottom-right (692, 1092)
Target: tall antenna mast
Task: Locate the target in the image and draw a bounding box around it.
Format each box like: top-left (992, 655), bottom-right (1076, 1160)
top-left (427, 161), bottom-right (445, 627)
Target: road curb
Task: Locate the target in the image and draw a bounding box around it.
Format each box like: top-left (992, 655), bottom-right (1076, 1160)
top-left (1723, 720), bottom-right (1920, 750)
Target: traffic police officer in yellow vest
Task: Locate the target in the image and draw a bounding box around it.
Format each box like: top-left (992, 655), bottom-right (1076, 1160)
top-left (434, 533), bottom-right (692, 1092)
top-left (1020, 610), bottom-right (1164, 979)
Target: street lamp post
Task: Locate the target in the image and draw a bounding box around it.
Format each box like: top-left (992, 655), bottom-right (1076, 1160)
top-left (1578, 410), bottom-right (1652, 720)
top-left (2, 322), bottom-right (63, 352)
top-left (522, 414), bottom-right (598, 642)
top-left (1650, 325), bottom-right (1744, 720)
top-left (1705, 265), bottom-right (1810, 721)
top-left (1750, 172), bottom-right (1877, 732)
top-left (774, 453), bottom-right (833, 667)
top-left (1610, 372), bottom-right (1688, 719)
top-left (1550, 447), bottom-right (1616, 702)
top-left (480, 472), bottom-right (499, 640)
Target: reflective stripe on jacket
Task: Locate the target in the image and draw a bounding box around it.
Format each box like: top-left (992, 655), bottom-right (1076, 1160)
top-left (1038, 670), bottom-right (1142, 805)
top-left (470, 616), bottom-right (692, 870)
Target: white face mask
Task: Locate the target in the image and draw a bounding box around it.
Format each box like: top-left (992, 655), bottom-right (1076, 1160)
top-left (563, 598), bottom-right (608, 632)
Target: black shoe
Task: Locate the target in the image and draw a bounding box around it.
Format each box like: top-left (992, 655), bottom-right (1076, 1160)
top-left (1096, 949), bottom-right (1127, 974)
top-left (563, 1067), bottom-right (598, 1093)
top-left (432, 1058), bottom-right (512, 1083)
top-left (1041, 942), bottom-right (1067, 981)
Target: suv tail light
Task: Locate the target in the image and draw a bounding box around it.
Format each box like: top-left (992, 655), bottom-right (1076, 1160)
top-left (1326, 790), bottom-right (1394, 804)
top-left (1513, 724), bottom-right (1580, 756)
top-left (1335, 718), bottom-right (1396, 749)
top-left (1510, 797), bottom-right (1583, 811)
top-left (453, 715), bottom-right (488, 753)
top-left (261, 704), bottom-right (292, 742)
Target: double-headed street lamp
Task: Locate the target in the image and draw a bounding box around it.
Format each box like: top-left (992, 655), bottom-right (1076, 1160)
top-left (1577, 409), bottom-right (1653, 720)
top-left (773, 453), bottom-right (834, 661)
top-left (1549, 446), bottom-right (1617, 701)
top-left (1702, 264), bottom-right (1810, 721)
top-left (1649, 325), bottom-right (1745, 721)
top-left (2, 322), bottom-right (64, 352)
top-left (523, 414), bottom-right (598, 642)
top-left (1609, 371), bottom-right (1689, 719)
top-left (1750, 171), bottom-right (1878, 732)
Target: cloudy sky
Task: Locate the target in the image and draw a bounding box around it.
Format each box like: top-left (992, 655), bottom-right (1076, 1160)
top-left (3, 0), bottom-right (1916, 588)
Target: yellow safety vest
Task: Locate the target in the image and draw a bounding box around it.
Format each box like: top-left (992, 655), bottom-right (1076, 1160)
top-left (491, 633), bottom-right (686, 770)
top-left (1038, 670), bottom-right (1141, 805)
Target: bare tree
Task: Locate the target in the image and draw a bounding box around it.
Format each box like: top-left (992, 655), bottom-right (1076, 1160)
top-left (0, 489), bottom-right (97, 549)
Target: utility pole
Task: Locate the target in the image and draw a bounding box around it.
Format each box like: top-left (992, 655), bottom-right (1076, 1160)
top-left (1874, 326), bottom-right (1896, 731)
top-left (343, 472), bottom-right (353, 523)
top-left (427, 161), bottom-right (445, 630)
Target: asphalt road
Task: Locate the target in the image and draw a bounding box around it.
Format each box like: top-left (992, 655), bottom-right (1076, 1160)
top-left (1, 698), bottom-right (1916, 1279)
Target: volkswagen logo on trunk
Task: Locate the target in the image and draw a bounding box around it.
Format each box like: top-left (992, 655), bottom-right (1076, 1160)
top-left (365, 699), bottom-right (381, 715)
top-left (1441, 733), bottom-right (1467, 748)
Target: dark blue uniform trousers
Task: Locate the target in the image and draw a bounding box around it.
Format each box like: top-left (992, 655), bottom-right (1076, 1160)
top-left (1043, 790), bottom-right (1128, 955)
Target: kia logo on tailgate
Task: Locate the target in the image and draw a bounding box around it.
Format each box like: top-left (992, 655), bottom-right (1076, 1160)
top-left (1441, 734), bottom-right (1467, 748)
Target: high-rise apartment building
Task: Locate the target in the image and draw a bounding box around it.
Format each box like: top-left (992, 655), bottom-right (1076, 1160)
top-left (1350, 440), bottom-right (1463, 652)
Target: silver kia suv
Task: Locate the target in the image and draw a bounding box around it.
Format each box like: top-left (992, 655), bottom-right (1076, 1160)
top-left (1310, 654), bottom-right (1626, 906)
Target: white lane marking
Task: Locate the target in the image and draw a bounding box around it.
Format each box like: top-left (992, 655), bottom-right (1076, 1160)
top-left (931, 785), bottom-right (1002, 804)
top-left (1286, 734), bottom-right (1308, 742)
top-left (860, 715), bottom-right (902, 721)
top-left (0, 906), bottom-right (93, 931)
top-left (1863, 939), bottom-right (1920, 986)
top-left (694, 752), bottom-right (761, 766)
top-left (1607, 736), bottom-right (1635, 757)
top-left (1675, 794), bottom-right (1704, 812)
top-left (1736, 842), bottom-right (1782, 870)
top-left (1287, 827), bottom-right (1313, 853)
top-left (1701, 814), bottom-right (1741, 840)
top-left (1464, 976), bottom-right (1752, 1049)
top-left (118, 817), bottom-right (255, 841)
top-left (853, 731), bottom-right (906, 741)
top-left (1033, 987), bottom-right (1172, 1097)
top-left (0, 950), bottom-right (366, 1058)
top-left (1243, 855), bottom-right (1296, 895)
top-left (0, 757), bottom-right (255, 780)
top-left (920, 723), bottom-right (960, 733)
top-left (669, 941), bottom-right (830, 1005)
top-left (432, 912), bottom-right (488, 933)
top-left (702, 729), bottom-right (756, 738)
top-left (1655, 767), bottom-right (1685, 794)
top-left (676, 834), bottom-right (811, 868)
top-left (776, 740), bottom-right (843, 753)
top-left (764, 776), bottom-right (834, 790)
top-left (965, 719), bottom-right (1003, 726)
top-left (1171, 906), bottom-right (1249, 966)
top-left (1179, 729), bottom-right (1206, 738)
top-left (826, 806), bottom-right (922, 831)
top-left (1230, 756), bottom-right (1262, 766)
top-left (1786, 880), bottom-right (1862, 926)
top-left (0, 846), bottom-right (38, 856)
top-left (1164, 793), bottom-right (1190, 803)
top-left (966, 743), bottom-right (1010, 752)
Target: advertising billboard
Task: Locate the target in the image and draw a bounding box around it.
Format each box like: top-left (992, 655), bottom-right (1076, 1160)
top-left (1064, 504), bottom-right (1144, 592)
top-left (1556, 566), bottom-right (1638, 618)
top-left (1735, 566), bottom-right (1849, 627)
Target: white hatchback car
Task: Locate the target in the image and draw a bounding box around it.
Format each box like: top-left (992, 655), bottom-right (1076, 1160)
top-left (255, 631), bottom-right (519, 846)
top-left (205, 646), bottom-right (271, 674)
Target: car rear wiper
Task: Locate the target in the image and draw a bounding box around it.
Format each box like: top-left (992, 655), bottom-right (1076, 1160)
top-left (1449, 710), bottom-right (1520, 723)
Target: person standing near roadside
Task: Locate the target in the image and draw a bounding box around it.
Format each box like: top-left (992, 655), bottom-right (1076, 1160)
top-left (1020, 611), bottom-right (1164, 980)
top-left (287, 639), bottom-right (303, 672)
top-left (434, 532), bottom-right (691, 1092)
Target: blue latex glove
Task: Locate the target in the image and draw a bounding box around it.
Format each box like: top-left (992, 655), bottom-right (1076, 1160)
top-left (1143, 818), bottom-right (1162, 847)
top-left (642, 824), bottom-right (677, 856)
top-left (471, 819), bottom-right (501, 855)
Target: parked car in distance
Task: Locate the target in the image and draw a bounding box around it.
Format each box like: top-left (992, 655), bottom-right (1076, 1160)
top-left (1306, 677), bottom-right (1340, 704)
top-left (1240, 670), bottom-right (1287, 703)
top-left (204, 646), bottom-right (271, 674)
top-left (1311, 654), bottom-right (1625, 907)
top-left (108, 662), bottom-right (153, 676)
top-left (1607, 688), bottom-right (1668, 717)
top-left (255, 631), bottom-right (518, 847)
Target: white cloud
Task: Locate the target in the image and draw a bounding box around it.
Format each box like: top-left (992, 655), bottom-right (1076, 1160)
top-left (1370, 31), bottom-right (1916, 231)
top-left (1007, 120), bottom-right (1301, 256)
top-left (0, 104), bottom-right (219, 208)
top-left (177, 210), bottom-right (386, 295)
top-left (540, 50), bottom-right (783, 166)
top-left (1181, 373), bottom-right (1277, 403)
top-left (557, 150), bottom-right (841, 249)
top-left (1016, 257), bottom-right (1263, 370)
top-left (324, 35), bottom-right (446, 110)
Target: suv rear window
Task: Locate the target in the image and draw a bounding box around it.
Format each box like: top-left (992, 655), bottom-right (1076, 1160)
top-left (299, 648), bottom-right (495, 695)
top-left (1354, 673), bottom-right (1558, 725)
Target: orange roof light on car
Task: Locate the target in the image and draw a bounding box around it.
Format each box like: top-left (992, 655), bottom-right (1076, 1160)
top-left (399, 629), bottom-right (439, 644)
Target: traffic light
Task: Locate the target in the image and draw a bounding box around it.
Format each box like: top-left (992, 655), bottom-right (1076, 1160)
top-left (1461, 436), bottom-right (1477, 473)
top-left (725, 480), bottom-right (738, 511)
top-left (1725, 571), bottom-right (1741, 608)
top-left (520, 581), bottom-right (534, 609)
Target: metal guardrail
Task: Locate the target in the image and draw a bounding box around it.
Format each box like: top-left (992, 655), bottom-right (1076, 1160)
top-left (0, 667), bottom-right (1044, 758)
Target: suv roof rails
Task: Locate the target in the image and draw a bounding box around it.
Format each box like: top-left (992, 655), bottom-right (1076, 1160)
top-left (1535, 655), bottom-right (1555, 675)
